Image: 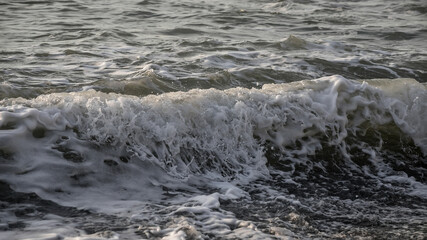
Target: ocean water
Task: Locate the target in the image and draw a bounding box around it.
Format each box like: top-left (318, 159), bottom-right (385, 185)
top-left (0, 0), bottom-right (426, 239)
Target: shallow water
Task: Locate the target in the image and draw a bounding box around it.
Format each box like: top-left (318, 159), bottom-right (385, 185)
top-left (0, 0), bottom-right (426, 239)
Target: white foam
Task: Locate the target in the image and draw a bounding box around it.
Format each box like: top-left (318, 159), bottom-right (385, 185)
top-left (1, 76), bottom-right (425, 188)
top-left (0, 76), bottom-right (426, 239)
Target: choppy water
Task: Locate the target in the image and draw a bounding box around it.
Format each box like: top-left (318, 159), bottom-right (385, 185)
top-left (0, 0), bottom-right (426, 239)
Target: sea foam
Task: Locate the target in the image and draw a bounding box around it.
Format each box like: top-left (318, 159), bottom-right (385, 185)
top-left (0, 76), bottom-right (426, 239)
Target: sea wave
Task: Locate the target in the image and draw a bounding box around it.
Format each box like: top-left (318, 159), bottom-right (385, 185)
top-left (1, 76), bottom-right (425, 181)
top-left (0, 75), bottom-right (426, 239)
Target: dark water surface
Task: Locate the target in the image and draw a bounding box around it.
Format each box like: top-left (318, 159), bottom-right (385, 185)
top-left (0, 0), bottom-right (426, 239)
top-left (1, 0), bottom-right (426, 96)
